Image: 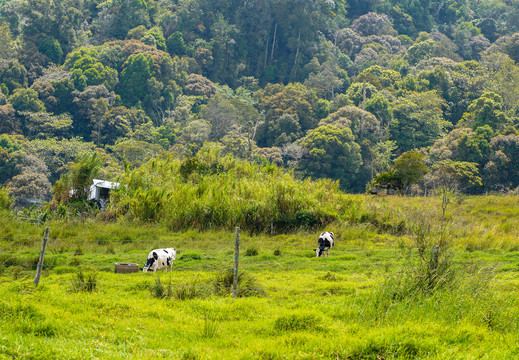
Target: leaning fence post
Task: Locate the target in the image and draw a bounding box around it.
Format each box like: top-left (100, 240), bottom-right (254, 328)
top-left (232, 226), bottom-right (240, 298)
top-left (34, 227), bottom-right (50, 286)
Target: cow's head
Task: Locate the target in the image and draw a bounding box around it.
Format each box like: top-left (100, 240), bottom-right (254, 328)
top-left (314, 247), bottom-right (324, 257)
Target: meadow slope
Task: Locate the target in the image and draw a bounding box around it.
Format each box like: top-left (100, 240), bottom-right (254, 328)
top-left (1, 195), bottom-right (519, 359)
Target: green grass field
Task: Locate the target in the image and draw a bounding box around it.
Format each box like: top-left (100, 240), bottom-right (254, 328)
top-left (1, 195), bottom-right (519, 359)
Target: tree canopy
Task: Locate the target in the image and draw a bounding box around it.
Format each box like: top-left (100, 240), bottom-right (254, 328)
top-left (1, 0), bottom-right (519, 205)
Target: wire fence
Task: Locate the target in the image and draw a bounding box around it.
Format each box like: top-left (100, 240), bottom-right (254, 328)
top-left (2, 232), bottom-right (507, 295)
top-left (0, 230), bottom-right (397, 294)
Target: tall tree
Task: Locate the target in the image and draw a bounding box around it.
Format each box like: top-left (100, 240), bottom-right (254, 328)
top-left (390, 91), bottom-right (449, 152)
top-left (299, 124), bottom-right (362, 191)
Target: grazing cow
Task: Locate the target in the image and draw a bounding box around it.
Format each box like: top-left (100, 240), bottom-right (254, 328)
top-left (142, 248), bottom-right (176, 272)
top-left (314, 232), bottom-right (334, 257)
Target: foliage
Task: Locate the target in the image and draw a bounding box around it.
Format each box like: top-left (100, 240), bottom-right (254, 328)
top-left (9, 88), bottom-right (45, 112)
top-left (0, 186), bottom-right (12, 210)
top-left (424, 159), bottom-right (482, 192)
top-left (366, 171), bottom-right (403, 194)
top-left (1, 0), bottom-right (519, 201)
top-left (298, 125), bottom-right (362, 191)
top-left (392, 151), bottom-right (428, 192)
top-left (53, 152), bottom-right (104, 205)
top-left (110, 153), bottom-right (345, 233)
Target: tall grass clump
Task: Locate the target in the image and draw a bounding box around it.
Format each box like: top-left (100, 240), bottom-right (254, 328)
top-left (346, 338), bottom-right (431, 360)
top-left (70, 270), bottom-right (98, 292)
top-left (371, 188), bottom-right (499, 327)
top-left (151, 277), bottom-right (210, 300)
top-left (213, 269), bottom-right (266, 297)
top-left (151, 277), bottom-right (172, 298)
top-left (109, 146), bottom-right (354, 233)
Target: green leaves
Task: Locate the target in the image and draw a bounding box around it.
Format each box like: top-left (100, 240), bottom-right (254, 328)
top-left (119, 53), bottom-right (153, 107)
top-left (299, 124), bottom-right (362, 190)
top-left (9, 89), bottom-right (45, 113)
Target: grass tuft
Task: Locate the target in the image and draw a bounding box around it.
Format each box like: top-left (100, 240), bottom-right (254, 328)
top-left (346, 338), bottom-right (431, 359)
top-left (274, 314), bottom-right (322, 332)
top-left (70, 270), bottom-right (97, 292)
top-left (213, 269), bottom-right (266, 297)
top-left (245, 246), bottom-right (259, 256)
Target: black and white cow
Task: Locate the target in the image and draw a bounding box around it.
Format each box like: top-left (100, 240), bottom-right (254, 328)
top-left (314, 232), bottom-right (334, 257)
top-left (142, 248), bottom-right (176, 272)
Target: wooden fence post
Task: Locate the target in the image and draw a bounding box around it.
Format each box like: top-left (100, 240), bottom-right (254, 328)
top-left (232, 227), bottom-right (240, 298)
top-left (34, 227), bottom-right (50, 286)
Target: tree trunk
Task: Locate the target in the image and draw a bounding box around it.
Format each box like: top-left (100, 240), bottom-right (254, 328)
top-left (291, 29), bottom-right (301, 81)
top-left (270, 22), bottom-right (277, 63)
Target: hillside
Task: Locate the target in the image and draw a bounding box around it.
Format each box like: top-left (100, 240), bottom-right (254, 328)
top-left (0, 0), bottom-right (519, 210)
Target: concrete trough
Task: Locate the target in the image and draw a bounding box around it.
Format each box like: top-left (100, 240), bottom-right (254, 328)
top-left (115, 263), bottom-right (139, 274)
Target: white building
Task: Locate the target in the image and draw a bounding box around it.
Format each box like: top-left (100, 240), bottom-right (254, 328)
top-left (88, 179), bottom-right (120, 202)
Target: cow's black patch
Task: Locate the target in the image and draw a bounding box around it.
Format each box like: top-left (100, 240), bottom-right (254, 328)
top-left (145, 257), bottom-right (156, 269)
top-left (153, 252), bottom-right (158, 260)
top-left (318, 238), bottom-right (331, 248)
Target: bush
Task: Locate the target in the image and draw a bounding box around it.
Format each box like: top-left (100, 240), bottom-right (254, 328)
top-left (111, 154), bottom-right (343, 233)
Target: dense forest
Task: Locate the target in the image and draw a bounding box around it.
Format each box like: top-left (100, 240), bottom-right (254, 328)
top-left (1, 0), bottom-right (519, 209)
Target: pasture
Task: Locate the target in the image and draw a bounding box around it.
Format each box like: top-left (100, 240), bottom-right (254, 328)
top-left (1, 195), bottom-right (519, 359)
